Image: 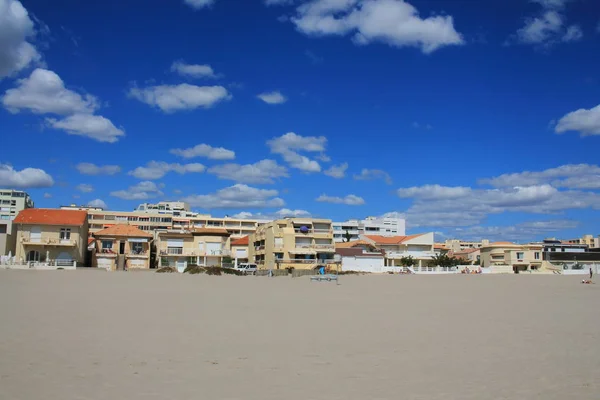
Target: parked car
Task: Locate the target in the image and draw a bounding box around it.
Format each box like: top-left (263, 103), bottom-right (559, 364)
top-left (235, 263), bottom-right (257, 275)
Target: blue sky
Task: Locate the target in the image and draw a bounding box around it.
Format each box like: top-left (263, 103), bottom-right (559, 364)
top-left (1, 0), bottom-right (599, 242)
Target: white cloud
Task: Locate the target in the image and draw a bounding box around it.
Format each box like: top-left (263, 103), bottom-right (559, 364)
top-left (88, 199), bottom-right (107, 209)
top-left (0, 0), bottom-right (42, 79)
top-left (479, 164), bottom-right (600, 189)
top-left (183, 0), bottom-right (215, 9)
top-left (76, 163), bottom-right (121, 176)
top-left (267, 132), bottom-right (327, 172)
top-left (353, 168), bottom-right (392, 184)
top-left (449, 219), bottom-right (579, 242)
top-left (232, 208), bottom-right (311, 219)
top-left (316, 194), bottom-right (365, 205)
top-left (257, 91), bottom-right (288, 104)
top-left (324, 162), bottom-right (348, 178)
top-left (514, 1), bottom-right (582, 46)
top-left (181, 184), bottom-right (285, 209)
top-left (0, 163), bottom-right (54, 188)
top-left (46, 114), bottom-right (125, 143)
top-left (128, 83), bottom-right (231, 113)
top-left (398, 184), bottom-right (471, 200)
top-left (75, 183), bottom-right (93, 193)
top-left (171, 61), bottom-right (219, 79)
top-left (554, 104), bottom-right (600, 136)
top-left (43, 192), bottom-right (52, 198)
top-left (110, 181), bottom-right (164, 200)
top-left (169, 143), bottom-right (235, 160)
top-left (2, 68), bottom-right (98, 115)
top-left (208, 159), bottom-right (289, 184)
top-left (290, 0), bottom-right (464, 54)
top-left (128, 161), bottom-right (205, 180)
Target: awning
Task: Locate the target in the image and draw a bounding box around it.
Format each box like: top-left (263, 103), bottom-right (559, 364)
top-left (128, 238), bottom-right (148, 243)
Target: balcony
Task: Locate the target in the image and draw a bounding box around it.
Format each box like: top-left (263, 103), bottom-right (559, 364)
top-left (386, 250), bottom-right (437, 259)
top-left (127, 251), bottom-right (149, 258)
top-left (314, 244), bottom-right (335, 251)
top-left (294, 228), bottom-right (314, 235)
top-left (20, 234), bottom-right (76, 247)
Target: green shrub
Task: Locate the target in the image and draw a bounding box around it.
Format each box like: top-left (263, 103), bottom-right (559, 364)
top-left (204, 267), bottom-right (222, 276)
top-left (221, 268), bottom-right (244, 276)
top-left (156, 266), bottom-right (177, 273)
top-left (184, 265), bottom-right (206, 274)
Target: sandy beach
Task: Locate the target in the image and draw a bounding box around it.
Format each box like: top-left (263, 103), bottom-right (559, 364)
top-left (0, 270), bottom-right (598, 400)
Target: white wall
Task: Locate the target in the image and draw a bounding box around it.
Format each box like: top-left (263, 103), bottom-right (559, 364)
top-left (341, 256), bottom-right (384, 273)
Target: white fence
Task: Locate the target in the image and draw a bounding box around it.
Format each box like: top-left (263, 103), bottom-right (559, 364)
top-left (0, 259), bottom-right (77, 270)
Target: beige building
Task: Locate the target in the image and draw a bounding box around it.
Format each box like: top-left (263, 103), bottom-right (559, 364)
top-left (230, 236), bottom-right (249, 266)
top-left (480, 242), bottom-right (543, 272)
top-left (451, 248), bottom-right (481, 265)
top-left (248, 218), bottom-right (335, 270)
top-left (443, 239), bottom-right (490, 253)
top-left (157, 228), bottom-right (231, 269)
top-left (13, 209), bottom-right (89, 267)
top-left (363, 233), bottom-right (436, 268)
top-left (92, 225), bottom-right (153, 270)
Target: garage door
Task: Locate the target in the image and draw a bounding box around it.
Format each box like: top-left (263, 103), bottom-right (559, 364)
top-left (129, 259), bottom-right (146, 268)
top-left (97, 258), bottom-right (112, 269)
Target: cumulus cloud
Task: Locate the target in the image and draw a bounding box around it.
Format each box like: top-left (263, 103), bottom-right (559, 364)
top-left (554, 104), bottom-right (600, 136)
top-left (514, 0), bottom-right (582, 46)
top-left (43, 192), bottom-right (52, 198)
top-left (2, 68), bottom-right (98, 115)
top-left (75, 183), bottom-right (93, 193)
top-left (0, 163), bottom-right (54, 188)
top-left (171, 61), bottom-right (219, 79)
top-left (46, 114), bottom-right (125, 143)
top-left (479, 164), bottom-right (600, 189)
top-left (398, 184), bottom-right (471, 200)
top-left (128, 83), bottom-right (231, 113)
top-left (449, 219), bottom-right (579, 242)
top-left (232, 208), bottom-right (311, 219)
top-left (290, 0), bottom-right (464, 54)
top-left (169, 143), bottom-right (235, 160)
top-left (88, 199), bottom-right (107, 209)
top-left (128, 161), bottom-right (205, 180)
top-left (316, 194), bottom-right (365, 205)
top-left (76, 163), bottom-right (121, 176)
top-left (110, 181), bottom-right (164, 200)
top-left (324, 162), bottom-right (348, 178)
top-left (208, 159), bottom-right (289, 184)
top-left (267, 132), bottom-right (327, 172)
top-left (353, 168), bottom-right (392, 184)
top-left (0, 0), bottom-right (42, 79)
top-left (257, 91), bottom-right (288, 104)
top-left (181, 184), bottom-right (285, 209)
top-left (183, 0), bottom-right (215, 9)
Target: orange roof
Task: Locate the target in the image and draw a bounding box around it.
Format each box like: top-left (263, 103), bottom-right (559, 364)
top-left (335, 240), bottom-right (377, 249)
top-left (434, 244), bottom-right (445, 249)
top-left (87, 237), bottom-right (95, 245)
top-left (364, 234), bottom-right (424, 245)
top-left (94, 224), bottom-right (152, 238)
top-left (14, 209), bottom-right (87, 226)
top-left (454, 248), bottom-right (479, 254)
top-left (231, 236), bottom-right (249, 246)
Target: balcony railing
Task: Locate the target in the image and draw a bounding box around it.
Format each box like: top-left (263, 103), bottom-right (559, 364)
top-left (314, 244), bottom-right (335, 250)
top-left (20, 234), bottom-right (76, 246)
top-left (386, 251), bottom-right (436, 259)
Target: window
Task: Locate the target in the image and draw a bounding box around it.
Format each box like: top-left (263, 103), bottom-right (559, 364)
top-left (104, 215), bottom-right (115, 220)
top-left (516, 252), bottom-right (524, 260)
top-left (534, 252), bottom-right (540, 260)
top-left (274, 252), bottom-right (284, 260)
top-left (60, 228), bottom-right (71, 240)
top-left (102, 240), bottom-right (113, 250)
top-left (128, 216), bottom-right (139, 221)
top-left (131, 242), bottom-right (143, 254)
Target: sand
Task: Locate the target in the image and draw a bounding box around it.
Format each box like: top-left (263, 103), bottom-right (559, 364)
top-left (0, 270), bottom-right (598, 400)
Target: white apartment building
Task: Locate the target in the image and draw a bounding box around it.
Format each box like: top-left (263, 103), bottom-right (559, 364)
top-left (444, 239), bottom-right (490, 252)
top-left (61, 204), bottom-right (104, 211)
top-left (135, 201), bottom-right (198, 218)
top-left (1, 189), bottom-right (34, 256)
top-left (333, 216), bottom-right (406, 242)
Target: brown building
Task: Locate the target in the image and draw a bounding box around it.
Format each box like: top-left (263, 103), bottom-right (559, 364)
top-left (92, 225), bottom-right (153, 270)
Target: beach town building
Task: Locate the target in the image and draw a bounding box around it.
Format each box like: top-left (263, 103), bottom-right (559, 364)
top-left (563, 234), bottom-right (597, 247)
top-left (156, 228), bottom-right (231, 269)
top-left (230, 236), bottom-right (249, 267)
top-left (61, 204), bottom-right (104, 211)
top-left (451, 248), bottom-right (481, 265)
top-left (335, 240), bottom-right (385, 272)
top-left (249, 218), bottom-right (335, 270)
top-left (0, 189), bottom-right (34, 256)
top-left (332, 215), bottom-right (406, 243)
top-left (92, 225), bottom-right (153, 270)
top-left (361, 233), bottom-right (436, 268)
top-left (13, 209), bottom-right (89, 267)
top-left (443, 239), bottom-right (490, 253)
top-left (479, 242), bottom-right (543, 272)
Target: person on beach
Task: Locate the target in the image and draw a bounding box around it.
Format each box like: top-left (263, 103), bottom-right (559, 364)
top-left (590, 267), bottom-right (593, 281)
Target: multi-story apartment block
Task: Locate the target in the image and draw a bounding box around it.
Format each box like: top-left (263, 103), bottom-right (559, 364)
top-left (249, 218), bottom-right (335, 270)
top-left (563, 235), bottom-right (597, 247)
top-left (443, 239), bottom-right (490, 253)
top-left (60, 204), bottom-right (104, 211)
top-left (333, 215), bottom-right (405, 242)
top-left (92, 225), bottom-right (153, 270)
top-left (362, 233), bottom-right (435, 268)
top-left (135, 201), bottom-right (198, 217)
top-left (13, 209), bottom-right (89, 267)
top-left (157, 228), bottom-right (231, 269)
top-left (479, 242), bottom-right (543, 272)
top-left (0, 189), bottom-right (34, 256)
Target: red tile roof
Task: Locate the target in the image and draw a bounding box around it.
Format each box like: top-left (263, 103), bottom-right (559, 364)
top-left (335, 240), bottom-right (377, 249)
top-left (93, 225), bottom-right (152, 238)
top-left (364, 233), bottom-right (424, 245)
top-left (231, 236), bottom-right (249, 246)
top-left (14, 209), bottom-right (87, 226)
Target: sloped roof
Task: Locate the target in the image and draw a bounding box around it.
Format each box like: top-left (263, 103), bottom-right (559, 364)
top-left (14, 209), bottom-right (87, 226)
top-left (231, 236), bottom-right (249, 246)
top-left (364, 233), bottom-right (425, 245)
top-left (335, 240), bottom-right (376, 249)
top-left (93, 224), bottom-right (152, 238)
